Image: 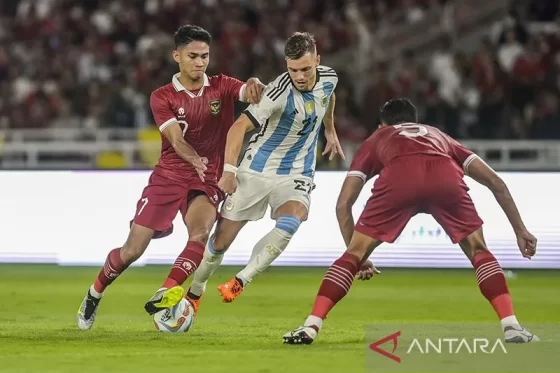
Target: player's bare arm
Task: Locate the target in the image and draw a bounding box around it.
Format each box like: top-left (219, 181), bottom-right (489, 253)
top-left (321, 92), bottom-right (345, 161)
top-left (243, 78), bottom-right (265, 104)
top-left (161, 122), bottom-right (208, 182)
top-left (336, 176), bottom-right (380, 281)
top-left (336, 176), bottom-right (365, 247)
top-left (218, 113), bottom-right (256, 194)
top-left (467, 158), bottom-right (537, 259)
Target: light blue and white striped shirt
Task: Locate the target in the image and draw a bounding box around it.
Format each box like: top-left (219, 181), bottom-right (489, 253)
top-left (241, 65), bottom-right (338, 178)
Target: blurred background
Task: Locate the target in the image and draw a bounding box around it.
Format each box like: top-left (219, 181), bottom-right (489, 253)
top-left (1, 0), bottom-right (560, 170)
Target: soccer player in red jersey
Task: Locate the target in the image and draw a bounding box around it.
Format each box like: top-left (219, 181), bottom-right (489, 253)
top-left (283, 98), bottom-right (539, 344)
top-left (77, 25), bottom-right (264, 330)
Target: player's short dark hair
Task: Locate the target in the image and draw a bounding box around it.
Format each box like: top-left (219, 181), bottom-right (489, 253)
top-left (174, 25), bottom-right (212, 48)
top-left (284, 32), bottom-right (317, 60)
top-left (379, 98), bottom-right (418, 125)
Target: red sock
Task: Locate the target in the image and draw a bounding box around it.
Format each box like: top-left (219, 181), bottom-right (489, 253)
top-left (94, 248), bottom-right (127, 293)
top-left (311, 252), bottom-right (360, 319)
top-left (162, 241), bottom-right (205, 288)
top-left (472, 251), bottom-right (514, 319)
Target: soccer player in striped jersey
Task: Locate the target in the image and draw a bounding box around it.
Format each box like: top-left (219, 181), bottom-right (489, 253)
top-left (183, 32), bottom-right (344, 310)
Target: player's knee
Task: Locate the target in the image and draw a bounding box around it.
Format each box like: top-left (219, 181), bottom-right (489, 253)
top-left (275, 216), bottom-right (301, 237)
top-left (188, 225), bottom-right (211, 245)
top-left (121, 227), bottom-right (151, 264)
top-left (208, 234), bottom-right (229, 253)
top-left (120, 243), bottom-right (146, 264)
top-left (459, 229), bottom-right (488, 261)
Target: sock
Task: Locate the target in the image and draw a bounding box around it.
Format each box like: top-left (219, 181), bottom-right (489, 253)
top-left (188, 237), bottom-right (226, 298)
top-left (304, 315), bottom-right (324, 332)
top-left (472, 251), bottom-right (516, 325)
top-left (236, 216), bottom-right (300, 285)
top-left (309, 252), bottom-right (360, 322)
top-left (89, 285), bottom-right (103, 299)
top-left (162, 241), bottom-right (205, 288)
top-left (93, 248), bottom-right (128, 294)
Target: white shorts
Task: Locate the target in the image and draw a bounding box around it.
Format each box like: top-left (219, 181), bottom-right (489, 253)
top-left (221, 171), bottom-right (315, 221)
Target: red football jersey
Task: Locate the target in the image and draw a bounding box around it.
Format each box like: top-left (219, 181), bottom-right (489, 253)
top-left (348, 123), bottom-right (477, 181)
top-left (150, 73), bottom-right (246, 183)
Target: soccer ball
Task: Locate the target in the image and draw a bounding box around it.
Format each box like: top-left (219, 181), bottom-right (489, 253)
top-left (152, 298), bottom-right (195, 333)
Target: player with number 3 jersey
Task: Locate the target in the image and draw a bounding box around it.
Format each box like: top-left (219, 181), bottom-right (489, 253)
top-left (181, 32), bottom-right (345, 313)
top-left (283, 98), bottom-right (539, 345)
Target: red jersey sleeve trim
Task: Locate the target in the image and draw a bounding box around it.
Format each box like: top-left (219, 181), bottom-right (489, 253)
top-left (462, 154), bottom-right (479, 175)
top-left (347, 170), bottom-right (367, 182)
top-left (159, 117), bottom-right (177, 132)
top-left (238, 84), bottom-right (247, 102)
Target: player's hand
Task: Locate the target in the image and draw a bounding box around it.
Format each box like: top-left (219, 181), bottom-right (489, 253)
top-left (218, 171), bottom-right (238, 194)
top-left (188, 156), bottom-right (208, 182)
top-left (245, 78), bottom-right (265, 104)
top-left (355, 260), bottom-right (380, 280)
top-left (323, 129), bottom-right (345, 161)
top-left (516, 229), bottom-right (537, 259)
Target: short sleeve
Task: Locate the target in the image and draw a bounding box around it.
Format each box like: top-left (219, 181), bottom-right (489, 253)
top-left (220, 74), bottom-right (246, 102)
top-left (446, 136), bottom-right (479, 175)
top-left (347, 139), bottom-right (381, 182)
top-left (150, 91), bottom-right (176, 132)
top-left (243, 83), bottom-right (284, 128)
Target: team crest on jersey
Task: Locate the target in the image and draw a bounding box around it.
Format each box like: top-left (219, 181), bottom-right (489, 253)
top-left (304, 101), bottom-right (315, 115)
top-left (209, 99), bottom-right (221, 115)
top-left (321, 96), bottom-right (328, 107)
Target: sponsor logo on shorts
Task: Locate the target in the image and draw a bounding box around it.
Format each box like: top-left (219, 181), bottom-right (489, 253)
top-left (178, 107), bottom-right (185, 116)
top-left (321, 96), bottom-right (328, 107)
top-left (209, 99), bottom-right (221, 115)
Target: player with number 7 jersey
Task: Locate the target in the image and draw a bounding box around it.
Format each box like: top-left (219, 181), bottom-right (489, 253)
top-left (76, 24), bottom-right (265, 330)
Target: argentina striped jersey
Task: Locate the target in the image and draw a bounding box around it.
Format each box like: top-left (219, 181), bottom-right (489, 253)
top-left (240, 65), bottom-right (338, 177)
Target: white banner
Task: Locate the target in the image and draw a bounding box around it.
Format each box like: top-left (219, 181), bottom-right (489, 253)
top-left (0, 171), bottom-right (558, 268)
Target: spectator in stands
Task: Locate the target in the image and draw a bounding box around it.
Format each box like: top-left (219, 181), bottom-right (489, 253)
top-left (3, 0), bottom-right (560, 170)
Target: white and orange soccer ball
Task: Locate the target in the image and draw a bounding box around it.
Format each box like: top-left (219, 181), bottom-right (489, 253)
top-left (152, 298), bottom-right (195, 333)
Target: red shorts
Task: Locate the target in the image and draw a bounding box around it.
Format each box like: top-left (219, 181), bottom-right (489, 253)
top-left (355, 156), bottom-right (483, 244)
top-left (132, 172), bottom-right (224, 239)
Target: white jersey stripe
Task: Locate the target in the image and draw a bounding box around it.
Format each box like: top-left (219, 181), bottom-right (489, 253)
top-left (240, 66), bottom-right (338, 178)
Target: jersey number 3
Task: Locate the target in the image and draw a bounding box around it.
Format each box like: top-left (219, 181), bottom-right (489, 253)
top-left (395, 123), bottom-right (428, 138)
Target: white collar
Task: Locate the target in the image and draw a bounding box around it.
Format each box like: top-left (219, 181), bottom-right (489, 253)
top-left (172, 73), bottom-right (210, 98)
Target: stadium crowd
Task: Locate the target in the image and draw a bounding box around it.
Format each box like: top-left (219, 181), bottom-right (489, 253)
top-left (1, 0), bottom-right (559, 169)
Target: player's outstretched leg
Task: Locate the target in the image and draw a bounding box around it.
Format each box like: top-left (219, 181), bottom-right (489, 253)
top-left (460, 228), bottom-right (539, 343)
top-left (186, 219), bottom-right (247, 312)
top-left (283, 231), bottom-right (382, 345)
top-left (218, 201), bottom-right (307, 302)
top-left (77, 223), bottom-right (153, 330)
top-left (217, 215), bottom-right (301, 302)
top-left (144, 195), bottom-right (216, 315)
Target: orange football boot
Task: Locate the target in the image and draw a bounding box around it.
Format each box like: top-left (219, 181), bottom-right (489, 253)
top-left (217, 277), bottom-right (244, 302)
top-left (185, 293), bottom-right (202, 314)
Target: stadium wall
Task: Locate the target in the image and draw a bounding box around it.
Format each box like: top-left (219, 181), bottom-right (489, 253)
top-left (1, 171), bottom-right (558, 269)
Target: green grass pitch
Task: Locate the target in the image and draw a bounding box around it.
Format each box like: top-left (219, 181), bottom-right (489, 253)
top-left (0, 265), bottom-right (558, 373)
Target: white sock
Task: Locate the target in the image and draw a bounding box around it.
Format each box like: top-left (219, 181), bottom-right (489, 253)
top-left (188, 238), bottom-right (225, 297)
top-left (304, 315), bottom-right (323, 331)
top-left (237, 219), bottom-right (298, 285)
top-left (89, 285), bottom-right (103, 299)
top-left (501, 315), bottom-right (520, 331)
